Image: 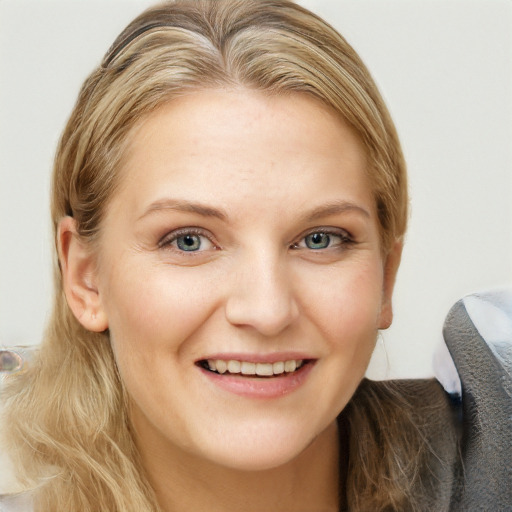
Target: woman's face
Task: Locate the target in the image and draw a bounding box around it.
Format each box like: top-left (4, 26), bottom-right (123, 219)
top-left (92, 89), bottom-right (398, 471)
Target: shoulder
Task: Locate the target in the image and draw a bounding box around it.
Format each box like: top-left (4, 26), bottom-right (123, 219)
top-left (0, 493), bottom-right (34, 512)
top-left (347, 377), bottom-right (461, 511)
top-left (365, 378), bottom-right (462, 485)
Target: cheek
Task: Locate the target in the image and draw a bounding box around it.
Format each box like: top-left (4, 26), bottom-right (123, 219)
top-left (300, 258), bottom-right (385, 342)
top-left (100, 260), bottom-right (219, 360)
top-left (100, 262), bottom-right (221, 437)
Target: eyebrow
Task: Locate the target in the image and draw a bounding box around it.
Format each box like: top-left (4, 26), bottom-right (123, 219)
top-left (302, 201), bottom-right (371, 222)
top-left (138, 199), bottom-right (228, 221)
top-left (138, 198), bottom-right (370, 223)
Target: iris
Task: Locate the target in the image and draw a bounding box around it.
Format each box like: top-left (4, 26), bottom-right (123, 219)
top-left (305, 232), bottom-right (331, 250)
top-left (176, 234), bottom-right (202, 251)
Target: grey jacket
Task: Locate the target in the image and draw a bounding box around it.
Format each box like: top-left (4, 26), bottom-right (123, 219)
top-left (442, 290), bottom-right (512, 510)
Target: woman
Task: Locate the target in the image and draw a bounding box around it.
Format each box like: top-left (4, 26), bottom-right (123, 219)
top-left (1, 1), bottom-right (462, 510)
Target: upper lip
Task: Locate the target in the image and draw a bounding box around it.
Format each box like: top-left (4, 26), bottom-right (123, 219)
top-left (196, 352), bottom-right (316, 364)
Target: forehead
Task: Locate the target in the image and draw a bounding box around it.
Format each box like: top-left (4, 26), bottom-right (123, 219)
top-left (110, 88), bottom-right (373, 221)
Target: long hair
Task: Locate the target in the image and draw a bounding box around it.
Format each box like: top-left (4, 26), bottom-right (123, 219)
top-left (2, 1), bottom-right (423, 510)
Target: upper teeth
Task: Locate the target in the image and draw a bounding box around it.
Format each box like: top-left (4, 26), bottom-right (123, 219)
top-left (207, 359), bottom-right (304, 376)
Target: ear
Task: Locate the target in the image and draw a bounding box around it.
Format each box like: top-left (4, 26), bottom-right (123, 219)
top-left (378, 239), bottom-right (403, 330)
top-left (58, 216), bottom-right (108, 332)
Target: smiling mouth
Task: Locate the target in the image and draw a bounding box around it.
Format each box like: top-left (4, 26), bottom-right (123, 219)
top-left (198, 359), bottom-right (312, 378)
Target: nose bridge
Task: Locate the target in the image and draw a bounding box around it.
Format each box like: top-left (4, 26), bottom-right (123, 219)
top-left (224, 247), bottom-right (299, 336)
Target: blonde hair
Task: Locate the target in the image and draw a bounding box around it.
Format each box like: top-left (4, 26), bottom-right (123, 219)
top-left (3, 1), bottom-right (422, 510)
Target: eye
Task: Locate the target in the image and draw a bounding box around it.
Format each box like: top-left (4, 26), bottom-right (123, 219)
top-left (292, 229), bottom-right (352, 251)
top-left (159, 229), bottom-right (215, 253)
top-left (305, 232), bottom-right (332, 250)
top-left (176, 234), bottom-right (203, 252)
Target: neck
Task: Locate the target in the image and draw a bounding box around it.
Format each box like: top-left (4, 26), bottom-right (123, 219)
top-left (136, 420), bottom-right (343, 512)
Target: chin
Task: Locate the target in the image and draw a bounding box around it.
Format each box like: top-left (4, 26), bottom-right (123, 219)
top-left (194, 418), bottom-right (322, 472)
top-left (207, 444), bottom-right (306, 472)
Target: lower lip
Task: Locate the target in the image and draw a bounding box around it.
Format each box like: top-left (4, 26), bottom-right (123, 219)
top-left (198, 362), bottom-right (315, 399)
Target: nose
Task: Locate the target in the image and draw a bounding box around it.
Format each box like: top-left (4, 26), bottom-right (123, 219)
top-left (224, 251), bottom-right (299, 337)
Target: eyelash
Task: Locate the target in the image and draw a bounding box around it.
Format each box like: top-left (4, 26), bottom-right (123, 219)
top-left (157, 226), bottom-right (354, 254)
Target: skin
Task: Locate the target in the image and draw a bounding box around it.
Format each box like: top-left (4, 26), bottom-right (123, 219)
top-left (59, 89), bottom-right (401, 511)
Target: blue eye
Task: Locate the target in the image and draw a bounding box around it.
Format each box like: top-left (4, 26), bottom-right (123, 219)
top-left (176, 234), bottom-right (202, 252)
top-left (159, 229), bottom-right (215, 254)
top-left (293, 229), bottom-right (351, 251)
top-left (305, 232), bottom-right (332, 250)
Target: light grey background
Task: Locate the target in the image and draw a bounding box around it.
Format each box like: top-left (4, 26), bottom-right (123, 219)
top-left (1, 0), bottom-right (511, 381)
